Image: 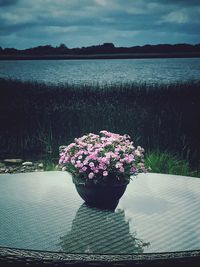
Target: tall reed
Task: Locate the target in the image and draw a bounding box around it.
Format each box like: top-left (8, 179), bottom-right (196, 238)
top-left (0, 78), bottom-right (199, 172)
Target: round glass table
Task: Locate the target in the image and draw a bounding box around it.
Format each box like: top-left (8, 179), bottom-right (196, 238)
top-left (0, 171), bottom-right (200, 266)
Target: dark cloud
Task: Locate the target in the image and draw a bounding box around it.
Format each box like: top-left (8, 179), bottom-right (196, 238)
top-left (0, 0), bottom-right (199, 49)
top-left (0, 0), bottom-right (18, 6)
top-left (157, 0), bottom-right (200, 6)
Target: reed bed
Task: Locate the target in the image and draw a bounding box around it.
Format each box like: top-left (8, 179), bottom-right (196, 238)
top-left (0, 78), bottom-right (199, 175)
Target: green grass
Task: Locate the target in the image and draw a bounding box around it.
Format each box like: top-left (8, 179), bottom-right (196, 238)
top-left (0, 78), bottom-right (199, 177)
top-left (145, 151), bottom-right (199, 177)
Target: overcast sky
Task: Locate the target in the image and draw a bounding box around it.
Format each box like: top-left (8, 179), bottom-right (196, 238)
top-left (0, 0), bottom-right (200, 49)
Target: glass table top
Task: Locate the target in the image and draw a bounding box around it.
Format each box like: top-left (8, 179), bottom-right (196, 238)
top-left (0, 171), bottom-right (200, 255)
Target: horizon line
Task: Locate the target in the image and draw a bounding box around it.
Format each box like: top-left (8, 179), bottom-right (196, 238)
top-left (1, 42), bottom-right (200, 51)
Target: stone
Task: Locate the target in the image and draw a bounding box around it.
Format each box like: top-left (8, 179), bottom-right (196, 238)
top-left (8, 168), bottom-right (14, 173)
top-left (22, 161), bottom-right (33, 166)
top-left (4, 159), bottom-right (23, 164)
top-left (0, 162), bottom-right (5, 168)
top-left (38, 163), bottom-right (44, 168)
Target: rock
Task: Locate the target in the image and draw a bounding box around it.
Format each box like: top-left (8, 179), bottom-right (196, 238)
top-left (8, 168), bottom-right (14, 173)
top-left (0, 159), bottom-right (59, 174)
top-left (22, 161), bottom-right (33, 166)
top-left (0, 162), bottom-right (5, 168)
top-left (4, 159), bottom-right (23, 164)
top-left (38, 163), bottom-right (44, 168)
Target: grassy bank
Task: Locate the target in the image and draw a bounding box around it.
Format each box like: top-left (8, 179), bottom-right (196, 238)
top-left (0, 78), bottom-right (199, 176)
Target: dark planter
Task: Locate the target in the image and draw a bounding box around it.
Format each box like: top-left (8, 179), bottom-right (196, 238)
top-left (74, 181), bottom-right (128, 210)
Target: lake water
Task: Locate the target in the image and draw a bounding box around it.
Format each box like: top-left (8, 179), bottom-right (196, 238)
top-left (0, 58), bottom-right (200, 85)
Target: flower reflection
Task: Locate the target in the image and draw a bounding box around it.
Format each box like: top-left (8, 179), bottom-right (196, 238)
top-left (59, 203), bottom-right (149, 254)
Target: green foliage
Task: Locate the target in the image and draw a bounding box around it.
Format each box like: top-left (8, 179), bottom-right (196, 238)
top-left (145, 151), bottom-right (200, 177)
top-left (44, 162), bottom-right (56, 171)
top-left (43, 157), bottom-right (57, 171)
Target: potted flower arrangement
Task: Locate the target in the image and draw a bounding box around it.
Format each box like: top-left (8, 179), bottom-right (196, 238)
top-left (59, 130), bottom-right (147, 209)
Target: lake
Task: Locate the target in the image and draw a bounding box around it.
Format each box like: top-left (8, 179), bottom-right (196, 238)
top-left (0, 57), bottom-right (200, 85)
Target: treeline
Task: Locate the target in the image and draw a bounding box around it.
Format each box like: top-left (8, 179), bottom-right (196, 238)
top-left (1, 43), bottom-right (200, 56)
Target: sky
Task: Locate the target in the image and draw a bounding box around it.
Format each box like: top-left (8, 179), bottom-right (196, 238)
top-left (0, 0), bottom-right (200, 49)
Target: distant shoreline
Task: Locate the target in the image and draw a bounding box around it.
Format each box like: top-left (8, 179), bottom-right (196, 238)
top-left (0, 52), bottom-right (200, 60)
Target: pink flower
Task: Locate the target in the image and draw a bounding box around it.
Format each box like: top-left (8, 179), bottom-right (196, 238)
top-left (99, 163), bottom-right (106, 170)
top-left (59, 158), bottom-right (63, 164)
top-left (130, 167), bottom-right (136, 173)
top-left (75, 161), bottom-right (83, 168)
top-left (59, 131), bottom-right (147, 177)
top-left (101, 157), bottom-right (110, 164)
top-left (119, 167), bottom-right (124, 172)
top-left (135, 150), bottom-right (141, 157)
top-left (124, 154), bottom-right (134, 164)
top-left (103, 171), bottom-right (108, 176)
top-left (105, 141), bottom-right (112, 146)
top-left (88, 172), bottom-right (94, 179)
top-left (64, 156), bottom-right (69, 162)
top-left (88, 153), bottom-right (97, 160)
top-left (83, 159), bottom-right (89, 165)
top-left (94, 168), bottom-right (99, 174)
top-left (71, 159), bottom-right (75, 165)
top-left (89, 162), bottom-right (95, 168)
top-left (66, 143), bottom-right (76, 150)
top-left (115, 162), bottom-right (123, 169)
top-left (100, 130), bottom-right (109, 135)
top-left (82, 166), bottom-right (87, 172)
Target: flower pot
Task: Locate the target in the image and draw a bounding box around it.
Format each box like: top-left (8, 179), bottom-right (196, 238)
top-left (74, 180), bottom-right (128, 210)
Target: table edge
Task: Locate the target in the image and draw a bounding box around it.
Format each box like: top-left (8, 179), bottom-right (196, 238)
top-left (0, 246), bottom-right (200, 265)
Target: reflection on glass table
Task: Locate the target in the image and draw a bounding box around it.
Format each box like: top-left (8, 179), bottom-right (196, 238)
top-left (59, 203), bottom-right (149, 254)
